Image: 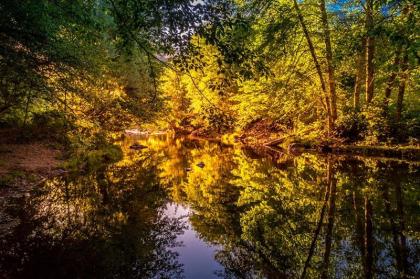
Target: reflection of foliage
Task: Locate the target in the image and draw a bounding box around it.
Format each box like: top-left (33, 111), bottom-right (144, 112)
top-left (0, 153), bottom-right (186, 279)
top-left (1, 136), bottom-right (419, 278)
top-left (148, 136), bottom-right (420, 278)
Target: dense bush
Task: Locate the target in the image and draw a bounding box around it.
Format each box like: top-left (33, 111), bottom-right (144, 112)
top-left (22, 110), bottom-right (74, 143)
top-left (202, 107), bottom-right (235, 134)
top-left (334, 101), bottom-right (419, 145)
top-left (361, 100), bottom-right (394, 144)
top-left (335, 108), bottom-right (368, 142)
top-left (400, 109), bottom-right (420, 143)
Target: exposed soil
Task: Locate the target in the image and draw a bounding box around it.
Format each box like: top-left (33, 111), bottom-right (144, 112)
top-left (0, 129), bottom-right (66, 237)
top-left (0, 143), bottom-right (62, 175)
top-left (0, 128), bottom-right (63, 175)
top-left (0, 128), bottom-right (65, 199)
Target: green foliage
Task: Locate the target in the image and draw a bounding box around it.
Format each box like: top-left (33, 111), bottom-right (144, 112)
top-left (159, 41), bottom-right (238, 134)
top-left (160, 0), bottom-right (419, 145)
top-left (1, 0), bottom-right (419, 147)
top-left (202, 107), bottom-right (235, 133)
top-left (64, 143), bottom-right (123, 172)
top-left (336, 101), bottom-right (420, 145)
top-left (28, 110), bottom-right (73, 141)
top-left (335, 108), bottom-right (368, 142)
top-left (361, 100), bottom-right (394, 144)
top-left (399, 108), bottom-right (420, 142)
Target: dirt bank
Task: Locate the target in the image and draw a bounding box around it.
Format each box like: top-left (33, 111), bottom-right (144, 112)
top-left (0, 143), bottom-right (61, 175)
top-left (0, 140), bottom-right (64, 198)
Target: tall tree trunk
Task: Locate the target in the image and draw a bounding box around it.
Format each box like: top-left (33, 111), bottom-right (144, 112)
top-left (354, 42), bottom-right (365, 109)
top-left (321, 159), bottom-right (337, 278)
top-left (365, 0), bottom-right (375, 103)
top-left (384, 46), bottom-right (402, 104)
top-left (319, 0), bottom-right (337, 122)
top-left (292, 0), bottom-right (333, 133)
top-left (396, 51), bottom-right (409, 122)
top-left (23, 94), bottom-right (31, 126)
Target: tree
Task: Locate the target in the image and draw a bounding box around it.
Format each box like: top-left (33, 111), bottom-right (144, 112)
top-left (365, 0), bottom-right (375, 104)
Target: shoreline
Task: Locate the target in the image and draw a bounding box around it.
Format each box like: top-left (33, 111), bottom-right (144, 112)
top-left (175, 131), bottom-right (420, 161)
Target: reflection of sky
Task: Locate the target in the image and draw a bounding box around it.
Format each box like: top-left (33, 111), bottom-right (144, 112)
top-left (164, 203), bottom-right (223, 279)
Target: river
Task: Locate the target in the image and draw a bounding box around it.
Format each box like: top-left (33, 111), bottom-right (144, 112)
top-left (0, 134), bottom-right (419, 278)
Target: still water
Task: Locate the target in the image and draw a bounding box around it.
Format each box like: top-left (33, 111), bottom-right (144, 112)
top-left (0, 134), bottom-right (419, 278)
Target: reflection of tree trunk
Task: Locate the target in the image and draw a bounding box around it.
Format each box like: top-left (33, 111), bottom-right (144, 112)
top-left (352, 192), bottom-right (365, 265)
top-left (97, 168), bottom-right (109, 204)
top-left (64, 179), bottom-right (71, 239)
top-left (382, 184), bottom-right (404, 275)
top-left (300, 170), bottom-right (331, 279)
top-left (321, 160), bottom-right (337, 279)
top-left (364, 197), bottom-right (373, 279)
top-left (239, 239), bottom-right (286, 279)
top-left (395, 180), bottom-right (408, 275)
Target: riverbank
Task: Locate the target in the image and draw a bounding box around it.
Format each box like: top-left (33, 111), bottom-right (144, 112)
top-left (0, 129), bottom-right (65, 196)
top-left (177, 126), bottom-right (420, 161)
top-left (261, 137), bottom-right (420, 161)
top-left (257, 135), bottom-right (420, 161)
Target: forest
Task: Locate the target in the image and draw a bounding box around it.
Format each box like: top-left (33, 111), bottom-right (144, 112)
top-left (0, 1), bottom-right (419, 278)
top-left (0, 0), bottom-right (419, 154)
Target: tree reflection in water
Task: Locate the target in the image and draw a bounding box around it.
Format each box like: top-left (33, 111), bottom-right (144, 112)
top-left (0, 155), bottom-right (186, 279)
top-left (0, 135), bottom-right (419, 279)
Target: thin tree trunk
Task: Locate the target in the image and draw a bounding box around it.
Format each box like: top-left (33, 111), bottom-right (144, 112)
top-left (396, 51), bottom-right (409, 122)
top-left (365, 0), bottom-right (375, 103)
top-left (384, 46), bottom-right (402, 103)
top-left (321, 159), bottom-right (337, 278)
top-left (319, 0), bottom-right (337, 122)
top-left (292, 0), bottom-right (333, 133)
top-left (23, 94), bottom-right (31, 126)
top-left (354, 50), bottom-right (365, 109)
top-left (0, 104), bottom-right (13, 116)
top-left (354, 38), bottom-right (366, 109)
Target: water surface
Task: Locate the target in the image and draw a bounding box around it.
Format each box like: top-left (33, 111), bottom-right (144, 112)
top-left (1, 135), bottom-right (419, 278)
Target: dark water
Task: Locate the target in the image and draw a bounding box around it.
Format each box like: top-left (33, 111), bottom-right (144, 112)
top-left (0, 135), bottom-right (419, 279)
